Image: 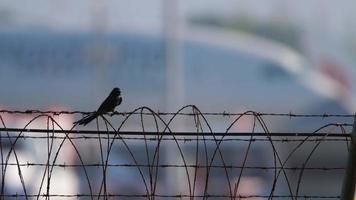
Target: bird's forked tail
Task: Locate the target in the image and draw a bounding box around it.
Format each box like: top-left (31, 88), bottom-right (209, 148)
top-left (73, 113), bottom-right (98, 126)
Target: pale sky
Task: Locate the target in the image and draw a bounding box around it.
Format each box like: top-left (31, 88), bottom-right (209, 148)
top-left (1, 0), bottom-right (355, 35)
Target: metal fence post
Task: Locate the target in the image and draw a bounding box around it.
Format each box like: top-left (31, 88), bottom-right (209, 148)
top-left (341, 117), bottom-right (356, 200)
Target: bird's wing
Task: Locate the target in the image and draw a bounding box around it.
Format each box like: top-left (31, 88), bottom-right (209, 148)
top-left (97, 95), bottom-right (114, 114)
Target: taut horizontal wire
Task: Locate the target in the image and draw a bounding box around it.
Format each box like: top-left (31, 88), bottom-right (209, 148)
top-left (0, 127), bottom-right (352, 137)
top-left (0, 135), bottom-right (350, 142)
top-left (1, 162), bottom-right (346, 171)
top-left (0, 194), bottom-right (341, 199)
top-left (0, 109), bottom-right (355, 118)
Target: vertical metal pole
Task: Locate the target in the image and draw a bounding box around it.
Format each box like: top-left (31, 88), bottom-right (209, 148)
top-left (163, 0), bottom-right (184, 111)
top-left (341, 117), bottom-right (356, 200)
top-left (163, 0), bottom-right (184, 195)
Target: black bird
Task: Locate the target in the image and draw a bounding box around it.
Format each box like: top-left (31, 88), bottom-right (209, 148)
top-left (74, 88), bottom-right (122, 126)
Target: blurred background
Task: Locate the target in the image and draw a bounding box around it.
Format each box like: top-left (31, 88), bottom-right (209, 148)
top-left (0, 0), bottom-right (355, 199)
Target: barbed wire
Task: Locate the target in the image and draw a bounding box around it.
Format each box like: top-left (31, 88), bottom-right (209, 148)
top-left (0, 194), bottom-right (341, 199)
top-left (0, 109), bottom-right (355, 118)
top-left (0, 127), bottom-right (353, 137)
top-left (0, 106), bottom-right (354, 200)
top-left (0, 134), bottom-right (351, 142)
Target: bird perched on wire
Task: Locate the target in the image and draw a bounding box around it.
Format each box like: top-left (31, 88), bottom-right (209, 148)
top-left (74, 87), bottom-right (122, 126)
